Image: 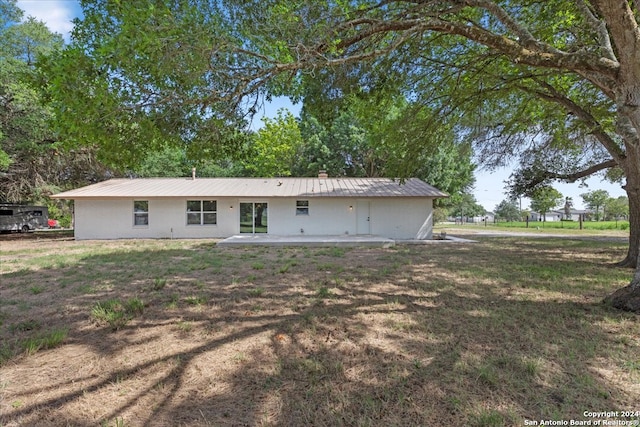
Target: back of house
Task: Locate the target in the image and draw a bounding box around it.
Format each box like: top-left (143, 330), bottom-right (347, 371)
top-left (0, 205), bottom-right (49, 232)
top-left (51, 177), bottom-right (448, 240)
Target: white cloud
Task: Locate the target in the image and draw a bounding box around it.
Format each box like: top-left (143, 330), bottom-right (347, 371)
top-left (16, 0), bottom-right (79, 39)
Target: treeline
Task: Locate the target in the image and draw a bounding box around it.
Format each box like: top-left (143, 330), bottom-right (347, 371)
top-left (1, 2), bottom-right (477, 222)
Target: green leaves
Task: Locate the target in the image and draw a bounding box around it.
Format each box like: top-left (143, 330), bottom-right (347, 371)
top-left (43, 1), bottom-right (251, 170)
top-left (494, 199), bottom-right (521, 222)
top-left (245, 109), bottom-right (302, 177)
top-left (580, 189), bottom-right (610, 221)
top-left (529, 186), bottom-right (564, 216)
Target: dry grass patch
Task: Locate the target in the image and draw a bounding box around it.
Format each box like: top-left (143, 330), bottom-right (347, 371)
top-left (0, 234), bottom-right (638, 426)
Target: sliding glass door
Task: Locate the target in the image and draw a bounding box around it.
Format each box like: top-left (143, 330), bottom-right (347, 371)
top-left (239, 202), bottom-right (268, 234)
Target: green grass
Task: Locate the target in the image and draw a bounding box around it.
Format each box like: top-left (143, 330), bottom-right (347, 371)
top-left (175, 320), bottom-right (193, 333)
top-left (0, 327), bottom-right (68, 364)
top-left (22, 328), bottom-right (68, 355)
top-left (471, 409), bottom-right (510, 427)
top-left (0, 236), bottom-right (638, 425)
top-left (247, 286), bottom-right (265, 297)
top-left (9, 319), bottom-right (41, 333)
top-left (184, 295), bottom-right (207, 306)
top-left (315, 286), bottom-right (332, 299)
top-left (29, 285), bottom-right (45, 295)
top-left (165, 293), bottom-right (180, 309)
top-left (315, 247), bottom-right (348, 257)
top-left (499, 220), bottom-right (629, 230)
top-left (279, 262), bottom-right (293, 273)
top-left (91, 298), bottom-right (144, 331)
top-left (152, 277), bottom-right (167, 290)
top-left (441, 220), bottom-right (630, 232)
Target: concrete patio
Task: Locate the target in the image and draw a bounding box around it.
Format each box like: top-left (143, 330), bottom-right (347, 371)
top-left (216, 234), bottom-right (475, 247)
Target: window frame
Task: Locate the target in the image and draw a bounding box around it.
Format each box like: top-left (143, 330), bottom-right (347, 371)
top-left (296, 200), bottom-right (309, 216)
top-left (133, 200), bottom-right (149, 227)
top-left (186, 200), bottom-right (217, 226)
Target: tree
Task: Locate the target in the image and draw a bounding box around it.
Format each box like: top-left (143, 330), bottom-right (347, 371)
top-left (0, 4), bottom-right (111, 203)
top-left (295, 108), bottom-right (370, 177)
top-left (45, 1), bottom-right (640, 309)
top-left (605, 196), bottom-right (629, 223)
top-left (529, 187), bottom-right (563, 222)
top-left (244, 109), bottom-right (302, 177)
top-left (449, 193), bottom-right (485, 222)
top-left (494, 199), bottom-right (520, 222)
top-left (581, 189), bottom-right (610, 221)
top-left (295, 97), bottom-right (476, 198)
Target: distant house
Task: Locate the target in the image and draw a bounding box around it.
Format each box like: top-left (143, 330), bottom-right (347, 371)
top-left (51, 177), bottom-right (448, 240)
top-left (482, 212), bottom-right (495, 223)
top-left (562, 209), bottom-right (591, 221)
top-left (529, 211), bottom-right (562, 222)
top-left (529, 209), bottom-right (590, 222)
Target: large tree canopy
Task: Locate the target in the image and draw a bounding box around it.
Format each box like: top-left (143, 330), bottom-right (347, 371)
top-left (46, 0), bottom-right (640, 310)
top-left (0, 1), bottom-right (110, 203)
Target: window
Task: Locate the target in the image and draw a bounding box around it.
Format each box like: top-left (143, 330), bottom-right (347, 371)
top-left (134, 201), bottom-right (149, 226)
top-left (187, 200), bottom-right (217, 225)
top-left (296, 200), bottom-right (309, 215)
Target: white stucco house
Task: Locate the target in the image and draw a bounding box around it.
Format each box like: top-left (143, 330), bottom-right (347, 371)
top-left (51, 177), bottom-right (447, 240)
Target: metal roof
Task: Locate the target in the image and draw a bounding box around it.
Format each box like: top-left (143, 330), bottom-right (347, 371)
top-left (51, 178), bottom-right (448, 199)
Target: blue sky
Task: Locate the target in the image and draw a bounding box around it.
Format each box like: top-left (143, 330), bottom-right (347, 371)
top-left (16, 0), bottom-right (627, 210)
top-left (16, 0), bottom-right (81, 41)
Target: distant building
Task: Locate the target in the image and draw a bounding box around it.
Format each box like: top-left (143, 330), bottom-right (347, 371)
top-left (529, 209), bottom-right (590, 222)
top-left (529, 211), bottom-right (562, 222)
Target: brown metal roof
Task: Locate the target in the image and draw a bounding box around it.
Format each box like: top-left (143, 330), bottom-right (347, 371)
top-left (51, 178), bottom-right (448, 199)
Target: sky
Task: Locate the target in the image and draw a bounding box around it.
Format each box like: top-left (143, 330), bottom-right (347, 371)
top-left (16, 0), bottom-right (628, 211)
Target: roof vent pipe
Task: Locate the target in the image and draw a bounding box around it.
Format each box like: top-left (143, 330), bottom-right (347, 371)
top-left (192, 167), bottom-right (196, 180)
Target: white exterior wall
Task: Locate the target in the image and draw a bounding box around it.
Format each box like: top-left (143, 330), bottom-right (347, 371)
top-left (370, 198), bottom-right (433, 239)
top-left (267, 199), bottom-right (357, 236)
top-left (259, 198), bottom-right (432, 239)
top-left (74, 198), bottom-right (237, 240)
top-left (74, 197), bottom-right (434, 240)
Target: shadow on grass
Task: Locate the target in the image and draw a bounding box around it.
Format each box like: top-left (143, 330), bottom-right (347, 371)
top-left (0, 238), bottom-right (637, 426)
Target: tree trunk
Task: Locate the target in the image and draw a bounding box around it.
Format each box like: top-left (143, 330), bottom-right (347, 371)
top-left (616, 195), bottom-right (640, 269)
top-left (604, 250), bottom-right (640, 313)
top-left (605, 147), bottom-right (640, 314)
top-left (616, 140), bottom-right (640, 269)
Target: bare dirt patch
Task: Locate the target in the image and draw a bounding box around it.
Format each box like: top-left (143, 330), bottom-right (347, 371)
top-left (1, 237), bottom-right (638, 426)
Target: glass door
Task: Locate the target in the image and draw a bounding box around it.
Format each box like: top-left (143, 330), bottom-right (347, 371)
top-left (239, 202), bottom-right (268, 234)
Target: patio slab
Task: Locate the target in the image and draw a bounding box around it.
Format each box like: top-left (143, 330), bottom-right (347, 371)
top-left (216, 234), bottom-right (476, 247)
top-left (217, 234), bottom-right (396, 247)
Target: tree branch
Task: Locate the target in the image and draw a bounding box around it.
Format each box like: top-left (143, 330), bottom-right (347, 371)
top-left (575, 0), bottom-right (617, 62)
top-left (591, 0), bottom-right (640, 72)
top-left (417, 18), bottom-right (619, 76)
top-left (544, 159), bottom-right (619, 182)
top-left (523, 78), bottom-right (627, 163)
top-left (461, 0), bottom-right (561, 54)
top-left (307, 14), bottom-right (620, 77)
